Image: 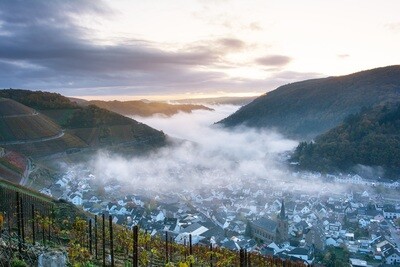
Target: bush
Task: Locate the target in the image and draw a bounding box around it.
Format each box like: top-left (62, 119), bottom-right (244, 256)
top-left (11, 258), bottom-right (27, 267)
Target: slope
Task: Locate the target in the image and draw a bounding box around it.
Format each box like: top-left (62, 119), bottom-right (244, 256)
top-left (291, 103), bottom-right (400, 178)
top-left (219, 65), bottom-right (400, 139)
top-left (0, 98), bottom-right (87, 157)
top-left (0, 89), bottom-right (166, 155)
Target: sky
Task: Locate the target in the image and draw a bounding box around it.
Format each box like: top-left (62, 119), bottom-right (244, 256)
top-left (0, 0), bottom-right (399, 100)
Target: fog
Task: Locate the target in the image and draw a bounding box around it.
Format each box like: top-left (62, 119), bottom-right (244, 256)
top-left (88, 105), bottom-right (349, 196)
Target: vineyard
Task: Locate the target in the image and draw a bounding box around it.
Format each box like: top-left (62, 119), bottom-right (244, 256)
top-left (0, 180), bottom-right (308, 267)
top-left (0, 113), bottom-right (62, 143)
top-left (2, 132), bottom-right (87, 158)
top-left (0, 98), bottom-right (34, 117)
top-left (0, 150), bottom-right (28, 174)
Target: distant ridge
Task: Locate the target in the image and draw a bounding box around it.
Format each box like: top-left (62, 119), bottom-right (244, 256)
top-left (83, 99), bottom-right (213, 117)
top-left (173, 96), bottom-right (258, 106)
top-left (219, 65), bottom-right (400, 139)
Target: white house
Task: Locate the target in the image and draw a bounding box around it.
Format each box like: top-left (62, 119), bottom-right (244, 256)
top-left (384, 248), bottom-right (400, 265)
top-left (326, 237), bottom-right (338, 247)
top-left (358, 218), bottom-right (369, 228)
top-left (383, 207), bottom-right (400, 219)
top-left (175, 223), bottom-right (209, 244)
top-left (70, 194), bottom-right (83, 206)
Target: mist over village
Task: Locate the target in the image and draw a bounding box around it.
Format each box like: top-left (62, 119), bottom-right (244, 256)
top-left (1, 1), bottom-right (400, 267)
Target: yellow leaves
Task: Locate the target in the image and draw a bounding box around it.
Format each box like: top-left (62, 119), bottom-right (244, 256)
top-left (68, 242), bottom-right (91, 266)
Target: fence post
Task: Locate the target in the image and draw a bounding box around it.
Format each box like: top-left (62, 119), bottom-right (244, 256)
top-left (7, 211), bottom-right (13, 259)
top-left (109, 215), bottom-right (114, 267)
top-left (189, 234), bottom-right (193, 267)
top-left (184, 237), bottom-right (187, 261)
top-left (31, 204), bottom-right (35, 245)
top-left (48, 208), bottom-right (53, 243)
top-left (102, 214), bottom-right (105, 267)
top-left (239, 248), bottom-right (244, 267)
top-left (94, 215), bottom-right (98, 260)
top-left (42, 215), bottom-right (45, 245)
top-left (210, 243), bottom-right (213, 267)
top-left (133, 225), bottom-right (138, 267)
top-left (170, 236), bottom-right (173, 262)
top-left (165, 231), bottom-right (169, 264)
top-left (20, 197), bottom-right (25, 244)
top-left (16, 192), bottom-right (22, 257)
top-left (89, 219), bottom-right (93, 254)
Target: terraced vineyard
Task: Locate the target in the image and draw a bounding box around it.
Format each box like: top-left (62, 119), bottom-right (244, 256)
top-left (2, 132), bottom-right (87, 157)
top-left (0, 98), bottom-right (33, 116)
top-left (0, 114), bottom-right (62, 142)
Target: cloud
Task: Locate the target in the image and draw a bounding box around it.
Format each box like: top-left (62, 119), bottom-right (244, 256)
top-left (256, 55), bottom-right (292, 67)
top-left (0, 1), bottom-right (316, 98)
top-left (0, 1), bottom-right (233, 94)
top-left (271, 71), bottom-right (322, 81)
top-left (248, 22), bottom-right (262, 31)
top-left (217, 38), bottom-right (246, 51)
top-left (83, 105), bottom-right (349, 197)
top-left (385, 22), bottom-right (400, 32)
top-left (337, 54), bottom-right (350, 59)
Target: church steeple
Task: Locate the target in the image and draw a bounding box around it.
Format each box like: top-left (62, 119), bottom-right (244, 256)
top-left (279, 199), bottom-right (285, 219)
top-left (276, 198), bottom-right (288, 243)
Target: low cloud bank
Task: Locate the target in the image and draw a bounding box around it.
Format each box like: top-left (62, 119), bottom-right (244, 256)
top-left (89, 106), bottom-right (346, 195)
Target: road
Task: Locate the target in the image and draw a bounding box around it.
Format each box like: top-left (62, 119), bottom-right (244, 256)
top-left (19, 157), bottom-right (33, 186)
top-left (0, 131), bottom-right (65, 145)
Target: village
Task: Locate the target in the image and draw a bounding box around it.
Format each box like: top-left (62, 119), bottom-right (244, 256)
top-left (39, 167), bottom-right (400, 267)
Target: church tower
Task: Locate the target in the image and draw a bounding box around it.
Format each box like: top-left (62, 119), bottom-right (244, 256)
top-left (276, 199), bottom-right (288, 243)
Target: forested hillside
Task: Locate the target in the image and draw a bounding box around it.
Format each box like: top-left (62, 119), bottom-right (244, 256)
top-left (219, 66), bottom-right (400, 139)
top-left (291, 103), bottom-right (400, 178)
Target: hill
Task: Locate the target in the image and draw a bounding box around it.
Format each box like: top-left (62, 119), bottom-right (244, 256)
top-left (0, 98), bottom-right (63, 142)
top-left (0, 89), bottom-right (166, 156)
top-left (83, 99), bottom-right (213, 117)
top-left (218, 66), bottom-right (400, 139)
top-left (291, 103), bottom-right (400, 178)
top-left (0, 97), bottom-right (87, 157)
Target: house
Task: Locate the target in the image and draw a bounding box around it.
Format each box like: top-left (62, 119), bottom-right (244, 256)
top-left (175, 222), bottom-right (209, 244)
top-left (69, 193), bottom-right (83, 206)
top-left (295, 203), bottom-right (311, 215)
top-left (359, 218), bottom-right (369, 228)
top-left (304, 226), bottom-right (325, 251)
top-left (325, 237), bottom-right (338, 247)
top-left (383, 247), bottom-right (400, 265)
top-left (349, 258), bottom-right (368, 267)
top-left (89, 196), bottom-right (100, 203)
top-left (287, 246), bottom-right (314, 264)
top-left (383, 205), bottom-right (400, 219)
